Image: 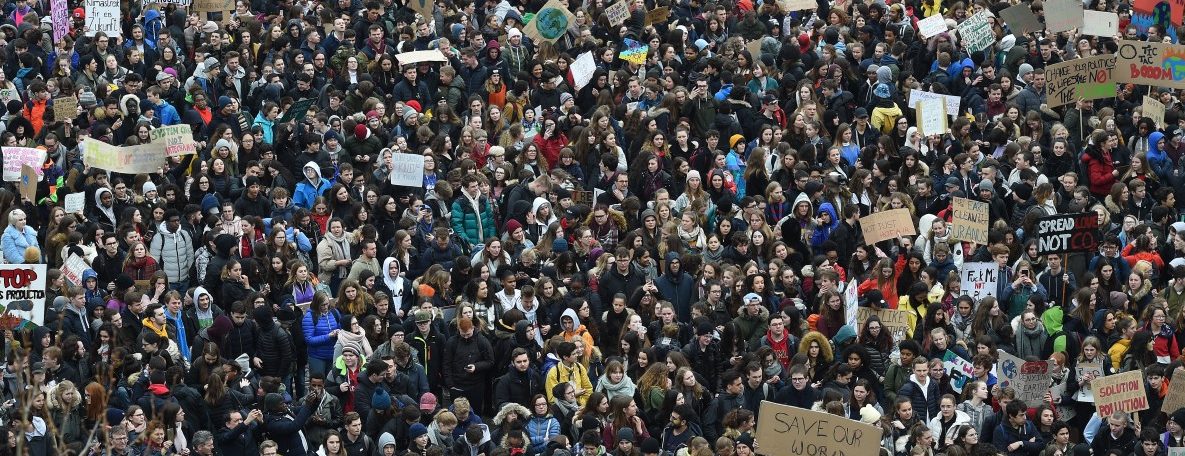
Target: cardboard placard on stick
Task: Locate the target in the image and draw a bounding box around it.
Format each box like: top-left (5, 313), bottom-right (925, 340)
top-left (956, 11), bottom-right (995, 53)
top-left (1094, 371), bottom-right (1150, 416)
top-left (856, 307), bottom-right (912, 341)
top-left (52, 97), bottom-right (76, 122)
top-left (1162, 369), bottom-right (1185, 413)
top-left (1044, 56), bottom-right (1117, 107)
top-left (644, 6), bottom-right (669, 26)
top-left (1114, 41), bottom-right (1185, 90)
top-left (1082, 10), bottom-right (1119, 36)
top-left (916, 98), bottom-right (947, 137)
top-left (523, 0), bottom-right (576, 43)
top-left (193, 0), bottom-right (234, 24)
top-left (917, 14), bottom-right (949, 38)
top-left (1034, 212), bottom-right (1101, 254)
top-left (861, 208), bottom-right (916, 244)
top-left (756, 401), bottom-right (883, 456)
top-left (394, 49), bottom-right (448, 66)
top-left (63, 192), bottom-right (84, 214)
top-left (951, 197), bottom-right (989, 244)
top-left (18, 165), bottom-right (36, 202)
top-left (996, 350), bottom-right (1054, 404)
top-left (960, 262), bottom-right (999, 301)
top-left (605, 0), bottom-right (630, 26)
top-left (61, 254), bottom-right (87, 287)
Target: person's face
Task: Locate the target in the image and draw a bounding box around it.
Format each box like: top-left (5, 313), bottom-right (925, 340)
top-left (1108, 418), bottom-right (1125, 435)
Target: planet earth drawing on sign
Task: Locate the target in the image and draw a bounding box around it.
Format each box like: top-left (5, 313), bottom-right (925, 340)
top-left (535, 7), bottom-right (570, 40)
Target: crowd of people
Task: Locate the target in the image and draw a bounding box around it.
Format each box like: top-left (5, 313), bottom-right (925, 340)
top-left (0, 0), bottom-right (1181, 454)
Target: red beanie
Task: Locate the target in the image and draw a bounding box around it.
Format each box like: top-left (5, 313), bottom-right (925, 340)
top-left (504, 219), bottom-right (522, 233)
top-left (354, 124), bottom-right (368, 140)
top-left (406, 100), bottom-right (422, 113)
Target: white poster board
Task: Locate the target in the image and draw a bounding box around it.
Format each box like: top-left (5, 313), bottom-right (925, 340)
top-left (0, 264), bottom-right (46, 326)
top-left (61, 254), bottom-right (87, 287)
top-left (918, 14), bottom-right (948, 38)
top-left (85, 0), bottom-right (121, 37)
top-left (960, 262), bottom-right (999, 301)
top-left (908, 90), bottom-right (962, 118)
top-left (571, 51), bottom-right (596, 91)
top-left (916, 98), bottom-right (948, 137)
top-left (63, 192), bottom-right (85, 214)
top-left (2, 148), bottom-right (46, 182)
top-left (389, 153), bottom-right (427, 187)
top-left (844, 278), bottom-right (858, 328)
top-left (1082, 11), bottom-right (1118, 36)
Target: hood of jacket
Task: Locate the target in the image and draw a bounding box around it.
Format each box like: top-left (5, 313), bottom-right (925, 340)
top-left (94, 187), bottom-right (112, 207)
top-left (792, 191), bottom-right (812, 215)
top-left (303, 161), bottom-right (324, 185)
top-left (379, 432), bottom-right (396, 450)
top-left (817, 202), bottom-right (839, 231)
top-left (214, 233), bottom-right (237, 257)
top-left (799, 331), bottom-right (834, 361)
top-left (1149, 131), bottom-right (1167, 163)
top-left (1042, 306), bottom-right (1064, 335)
top-left (491, 403), bottom-right (530, 426)
top-left (561, 308), bottom-right (583, 333)
top-left (192, 286), bottom-right (214, 307)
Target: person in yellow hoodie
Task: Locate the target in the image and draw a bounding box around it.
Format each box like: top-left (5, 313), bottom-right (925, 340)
top-left (869, 83), bottom-right (903, 135)
top-left (1108, 316), bottom-right (1136, 370)
top-left (544, 341), bottom-right (593, 406)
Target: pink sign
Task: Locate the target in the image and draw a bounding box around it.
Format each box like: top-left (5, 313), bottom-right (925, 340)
top-left (51, 0), bottom-right (69, 42)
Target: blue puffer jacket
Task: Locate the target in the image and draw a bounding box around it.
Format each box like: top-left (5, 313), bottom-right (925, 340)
top-left (1, 224), bottom-right (38, 264)
top-left (302, 308), bottom-right (341, 361)
top-left (525, 414), bottom-right (560, 454)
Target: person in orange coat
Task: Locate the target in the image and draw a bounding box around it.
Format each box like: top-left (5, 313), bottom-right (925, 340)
top-left (856, 252), bottom-right (907, 309)
top-left (22, 81), bottom-right (48, 137)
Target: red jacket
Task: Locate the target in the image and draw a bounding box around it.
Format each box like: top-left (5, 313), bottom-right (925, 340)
top-left (533, 133), bottom-right (569, 170)
top-left (1082, 148), bottom-right (1116, 197)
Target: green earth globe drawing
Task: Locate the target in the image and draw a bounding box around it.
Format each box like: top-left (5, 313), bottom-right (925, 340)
top-left (536, 8), bottom-right (569, 40)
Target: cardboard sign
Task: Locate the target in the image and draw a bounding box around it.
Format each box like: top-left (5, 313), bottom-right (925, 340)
top-left (957, 11), bottom-right (995, 53)
top-left (0, 89), bottom-right (19, 104)
top-left (1144, 96), bottom-right (1166, 128)
top-left (18, 165), bottom-right (36, 202)
top-left (951, 197), bottom-right (989, 244)
top-left (394, 49), bottom-right (448, 66)
top-left (1114, 41), bottom-right (1185, 89)
top-left (942, 350), bottom-right (975, 393)
top-left (908, 90), bottom-right (962, 117)
top-left (1082, 10), bottom-right (1119, 36)
top-left (85, 0), bottom-right (120, 37)
top-left (776, 0), bottom-right (814, 11)
top-left (997, 349), bottom-right (1054, 403)
top-left (1035, 212), bottom-right (1101, 254)
top-left (619, 44), bottom-right (648, 65)
top-left (1162, 369), bottom-right (1185, 413)
top-left (60, 254), bottom-right (87, 287)
top-left (278, 98), bottom-right (317, 123)
top-left (52, 96), bottom-right (77, 122)
top-left (572, 190), bottom-right (593, 206)
top-left (571, 52), bottom-right (596, 91)
top-left (1000, 3), bottom-right (1042, 36)
top-left (915, 98), bottom-right (947, 137)
top-left (756, 401), bottom-right (882, 456)
top-left (1095, 371), bottom-right (1150, 416)
top-left (0, 264), bottom-right (46, 326)
top-left (961, 262), bottom-right (999, 301)
top-left (860, 208), bottom-right (916, 244)
top-left (1075, 363), bottom-right (1104, 402)
top-left (1044, 55), bottom-right (1117, 107)
top-left (408, 0), bottom-right (434, 20)
top-left (2, 148), bottom-right (45, 182)
top-left (1045, 0), bottom-right (1085, 33)
top-left (917, 14), bottom-right (948, 38)
top-left (50, 0), bottom-right (69, 42)
top-left (856, 307), bottom-right (912, 341)
top-left (193, 0), bottom-right (234, 24)
top-left (389, 153), bottom-right (426, 187)
top-left (150, 124), bottom-right (198, 157)
top-left (644, 7), bottom-right (669, 26)
top-left (523, 0), bottom-right (576, 43)
top-left (605, 0), bottom-right (630, 26)
top-left (81, 138), bottom-right (166, 174)
top-left (63, 192), bottom-right (84, 214)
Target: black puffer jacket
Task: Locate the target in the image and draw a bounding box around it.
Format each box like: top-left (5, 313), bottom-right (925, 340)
top-left (442, 332), bottom-right (494, 389)
top-left (222, 318), bottom-right (259, 361)
top-left (254, 307), bottom-right (294, 378)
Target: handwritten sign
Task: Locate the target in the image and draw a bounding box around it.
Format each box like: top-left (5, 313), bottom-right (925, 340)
top-left (916, 98), bottom-right (947, 137)
top-left (1082, 10), bottom-right (1119, 36)
top-left (1163, 369), bottom-right (1185, 413)
top-left (85, 0), bottom-right (120, 37)
top-left (942, 350), bottom-right (975, 393)
top-left (844, 279), bottom-right (858, 328)
top-left (63, 192), bottom-right (84, 214)
top-left (1045, 0), bottom-right (1085, 33)
top-left (0, 264), bottom-right (47, 326)
top-left (908, 90), bottom-right (961, 117)
top-left (19, 165), bottom-right (36, 202)
top-left (52, 96), bottom-right (77, 122)
top-left (408, 0), bottom-right (434, 21)
top-left (951, 197), bottom-right (989, 244)
top-left (1035, 212), bottom-right (1101, 254)
top-left (756, 401), bottom-right (882, 456)
top-left (856, 307), bottom-right (912, 341)
top-left (917, 14), bottom-right (948, 38)
top-left (644, 7), bottom-right (669, 26)
top-left (997, 349), bottom-right (1054, 403)
top-left (81, 138), bottom-right (166, 174)
top-left (394, 49), bottom-right (448, 66)
top-left (572, 52), bottom-right (596, 91)
top-left (961, 262), bottom-right (999, 301)
top-left (193, 0), bottom-right (234, 24)
top-left (957, 11), bottom-right (994, 54)
top-left (0, 89), bottom-right (19, 104)
top-left (776, 0), bottom-right (814, 12)
top-left (1000, 3), bottom-right (1042, 36)
top-left (523, 0), bottom-right (575, 43)
top-left (50, 0), bottom-right (69, 42)
top-left (1095, 371), bottom-right (1149, 416)
top-left (389, 153), bottom-right (426, 187)
top-left (1114, 41), bottom-right (1185, 89)
top-left (2, 148), bottom-right (45, 182)
top-left (1044, 55), bottom-right (1117, 107)
top-left (860, 208), bottom-right (915, 244)
top-left (1075, 363), bottom-right (1104, 402)
top-left (278, 98), bottom-right (316, 123)
top-left (150, 124), bottom-right (198, 157)
top-left (61, 254), bottom-right (87, 287)
top-left (605, 0), bottom-right (630, 26)
top-left (1144, 96), bottom-right (1166, 128)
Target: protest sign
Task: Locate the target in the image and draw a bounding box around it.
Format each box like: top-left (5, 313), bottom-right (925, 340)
top-left (193, 0), bottom-right (234, 23)
top-left (1163, 369), bottom-right (1185, 413)
top-left (63, 192), bottom-right (84, 214)
top-left (1171, 448), bottom-right (1185, 456)
top-left (0, 89), bottom-right (19, 104)
top-left (1082, 11), bottom-right (1119, 36)
top-left (776, 0), bottom-right (815, 11)
top-left (942, 350), bottom-right (975, 393)
top-left (86, 0), bottom-right (120, 37)
top-left (61, 254), bottom-right (87, 287)
top-left (571, 52), bottom-right (596, 90)
top-left (394, 50), bottom-right (448, 66)
top-left (81, 138), bottom-right (166, 174)
top-left (951, 197), bottom-right (989, 244)
top-left (19, 166), bottom-right (36, 202)
top-left (278, 98), bottom-right (317, 123)
top-left (1000, 3), bottom-right (1042, 35)
top-left (916, 98), bottom-right (947, 137)
top-left (1115, 41), bottom-right (1185, 89)
top-left (1044, 56), bottom-right (1117, 107)
top-left (961, 262), bottom-right (999, 301)
top-left (856, 307), bottom-right (912, 341)
top-left (1134, 0), bottom-right (1184, 25)
top-left (408, 0), bottom-right (434, 20)
top-left (605, 0), bottom-right (630, 26)
top-left (1035, 212), bottom-right (1101, 254)
top-left (150, 125), bottom-right (198, 157)
top-left (52, 96), bottom-right (77, 121)
top-left (996, 350), bottom-right (1054, 403)
top-left (644, 7), bottom-right (670, 26)
top-left (1095, 371), bottom-right (1149, 416)
top-left (957, 11), bottom-right (994, 53)
top-left (844, 279), bottom-right (858, 328)
top-left (524, 0), bottom-right (576, 43)
top-left (2, 148), bottom-right (45, 182)
top-left (51, 0), bottom-right (69, 42)
top-left (908, 90), bottom-right (962, 117)
top-left (0, 264), bottom-right (46, 326)
top-left (756, 401), bottom-right (882, 456)
top-left (860, 208), bottom-right (916, 244)
top-left (1045, 0), bottom-right (1085, 32)
top-left (619, 39), bottom-right (649, 65)
top-left (389, 153), bottom-right (426, 187)
top-left (746, 39), bottom-right (763, 59)
top-left (917, 14), bottom-right (948, 38)
top-left (1075, 363), bottom-right (1104, 402)
top-left (1144, 96), bottom-right (1166, 128)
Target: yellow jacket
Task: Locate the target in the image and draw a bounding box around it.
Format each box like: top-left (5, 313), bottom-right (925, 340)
top-left (545, 360), bottom-right (593, 406)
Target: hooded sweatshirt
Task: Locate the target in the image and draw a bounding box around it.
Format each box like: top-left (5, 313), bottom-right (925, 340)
top-left (293, 162), bottom-right (332, 209)
top-left (560, 308), bottom-right (595, 366)
top-left (656, 252), bottom-right (695, 320)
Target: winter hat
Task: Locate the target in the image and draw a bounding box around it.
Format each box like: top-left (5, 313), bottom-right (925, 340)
top-left (488, 40), bottom-right (500, 50)
top-left (419, 392), bottom-right (438, 412)
top-left (977, 179), bottom-right (994, 193)
top-left (201, 194), bottom-right (221, 215)
top-left (504, 219), bottom-right (522, 233)
top-left (640, 438), bottom-right (661, 455)
top-left (735, 434), bottom-right (754, 449)
top-left (409, 423), bottom-right (429, 439)
top-left (1171, 408), bottom-right (1185, 427)
top-left (560, 92), bottom-right (573, 105)
top-left (214, 139), bottom-right (234, 153)
top-left (371, 388), bottom-right (392, 411)
top-left (450, 23), bottom-right (465, 40)
top-left (859, 404), bottom-right (882, 424)
top-left (208, 315), bottom-right (234, 341)
top-left (508, 28), bottom-right (522, 39)
top-left (694, 38), bottom-right (709, 51)
top-left (872, 83), bottom-right (891, 99)
top-left (216, 95), bottom-right (232, 109)
top-left (201, 21), bottom-right (219, 33)
top-left (729, 134), bottom-right (745, 149)
top-left (1010, 182), bottom-right (1033, 201)
top-left (876, 66), bottom-right (893, 84)
top-left (553, 238), bottom-right (570, 253)
top-left (865, 289), bottom-right (886, 307)
top-left (617, 427), bottom-right (635, 443)
top-left (366, 110), bottom-right (380, 120)
top-left (105, 408), bottom-right (125, 425)
top-left (72, 7), bottom-right (83, 19)
top-left (1017, 63), bottom-right (1034, 81)
top-left (142, 181), bottom-right (157, 195)
top-left (944, 176), bottom-right (961, 189)
top-left (418, 283), bottom-right (436, 298)
top-left (403, 108), bottom-right (419, 123)
top-left (341, 339), bottom-right (363, 356)
top-left (406, 100), bottom-right (422, 113)
top-left (686, 170), bottom-right (701, 182)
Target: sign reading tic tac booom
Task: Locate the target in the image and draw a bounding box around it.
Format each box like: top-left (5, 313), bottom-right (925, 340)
top-left (756, 401), bottom-right (882, 456)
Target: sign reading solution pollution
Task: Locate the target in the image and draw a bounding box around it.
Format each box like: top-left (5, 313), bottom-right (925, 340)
top-left (1094, 371), bottom-right (1149, 416)
top-left (756, 401), bottom-right (882, 456)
